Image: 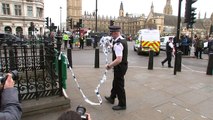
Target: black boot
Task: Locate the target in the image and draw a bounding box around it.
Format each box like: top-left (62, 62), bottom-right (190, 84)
top-left (105, 96), bottom-right (115, 104)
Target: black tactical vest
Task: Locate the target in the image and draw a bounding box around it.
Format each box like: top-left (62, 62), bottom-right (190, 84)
top-left (166, 42), bottom-right (172, 53)
top-left (112, 38), bottom-right (128, 65)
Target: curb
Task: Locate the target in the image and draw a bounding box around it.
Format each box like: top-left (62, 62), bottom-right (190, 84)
top-left (21, 96), bottom-right (71, 117)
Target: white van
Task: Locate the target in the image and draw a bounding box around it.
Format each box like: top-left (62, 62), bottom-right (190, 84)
top-left (133, 29), bottom-right (160, 55)
top-left (160, 36), bottom-right (175, 50)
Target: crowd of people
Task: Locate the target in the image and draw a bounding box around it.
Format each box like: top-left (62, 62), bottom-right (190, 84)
top-left (161, 34), bottom-right (213, 68)
top-left (181, 34), bottom-right (213, 58)
top-left (175, 34), bottom-right (212, 57)
top-left (62, 32), bottom-right (91, 50)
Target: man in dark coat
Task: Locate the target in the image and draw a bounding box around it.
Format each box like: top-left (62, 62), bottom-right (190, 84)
top-left (105, 25), bottom-right (128, 110)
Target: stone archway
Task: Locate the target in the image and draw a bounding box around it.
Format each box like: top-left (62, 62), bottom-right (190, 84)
top-left (4, 26), bottom-right (12, 34)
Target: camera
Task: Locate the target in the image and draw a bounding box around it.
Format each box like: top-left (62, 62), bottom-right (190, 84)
top-left (0, 70), bottom-right (18, 85)
top-left (76, 105), bottom-right (88, 120)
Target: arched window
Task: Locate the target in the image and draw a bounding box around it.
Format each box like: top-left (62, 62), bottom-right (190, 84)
top-left (16, 26), bottom-right (23, 36)
top-left (4, 26), bottom-right (12, 34)
top-left (28, 27), bottom-right (33, 36)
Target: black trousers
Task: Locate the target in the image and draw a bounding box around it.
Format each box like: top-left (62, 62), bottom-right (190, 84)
top-left (110, 64), bottom-right (128, 106)
top-left (195, 47), bottom-right (203, 59)
top-left (64, 40), bottom-right (68, 49)
top-left (79, 42), bottom-right (84, 49)
top-left (162, 52), bottom-right (172, 67)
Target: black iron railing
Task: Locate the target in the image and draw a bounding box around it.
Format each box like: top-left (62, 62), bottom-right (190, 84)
top-left (0, 38), bottom-right (62, 101)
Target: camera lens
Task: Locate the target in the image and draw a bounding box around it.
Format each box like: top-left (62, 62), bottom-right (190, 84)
top-left (76, 105), bottom-right (86, 115)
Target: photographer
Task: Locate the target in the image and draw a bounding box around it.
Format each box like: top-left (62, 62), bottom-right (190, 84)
top-left (58, 110), bottom-right (91, 120)
top-left (0, 73), bottom-right (22, 120)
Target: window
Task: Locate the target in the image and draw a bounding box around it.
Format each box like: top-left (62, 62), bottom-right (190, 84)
top-left (36, 7), bottom-right (42, 18)
top-left (160, 38), bottom-right (165, 42)
top-left (2, 3), bottom-right (10, 15)
top-left (15, 5), bottom-right (22, 16)
top-left (27, 6), bottom-right (33, 17)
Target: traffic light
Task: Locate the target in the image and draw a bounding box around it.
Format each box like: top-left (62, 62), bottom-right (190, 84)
top-left (29, 22), bottom-right (35, 32)
top-left (45, 17), bottom-right (49, 28)
top-left (110, 20), bottom-right (115, 26)
top-left (79, 19), bottom-right (82, 27)
top-left (184, 0), bottom-right (197, 28)
top-left (50, 23), bottom-right (57, 32)
top-left (69, 18), bottom-right (72, 29)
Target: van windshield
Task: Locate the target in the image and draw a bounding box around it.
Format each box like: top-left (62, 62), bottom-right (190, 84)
top-left (160, 38), bottom-right (165, 42)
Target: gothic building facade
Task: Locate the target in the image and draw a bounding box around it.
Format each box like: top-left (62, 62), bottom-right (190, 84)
top-left (67, 0), bottom-right (213, 37)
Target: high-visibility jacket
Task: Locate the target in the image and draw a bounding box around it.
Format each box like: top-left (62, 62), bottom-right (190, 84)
top-left (63, 34), bottom-right (69, 41)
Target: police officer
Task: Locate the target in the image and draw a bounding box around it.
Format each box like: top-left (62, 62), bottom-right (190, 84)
top-left (161, 37), bottom-right (175, 68)
top-left (63, 32), bottom-right (69, 49)
top-left (105, 25), bottom-right (128, 110)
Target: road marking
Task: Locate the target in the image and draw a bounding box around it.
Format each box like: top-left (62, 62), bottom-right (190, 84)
top-left (185, 108), bottom-right (191, 112)
top-left (172, 103), bottom-right (177, 106)
top-left (201, 115), bottom-right (207, 119)
top-left (170, 116), bottom-right (175, 119)
top-left (157, 109), bottom-right (162, 113)
top-left (181, 64), bottom-right (206, 74)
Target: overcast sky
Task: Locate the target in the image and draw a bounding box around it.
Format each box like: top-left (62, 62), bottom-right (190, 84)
top-left (44, 0), bottom-right (212, 26)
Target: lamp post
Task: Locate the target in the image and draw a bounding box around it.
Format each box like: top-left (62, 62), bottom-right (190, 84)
top-left (95, 0), bottom-right (98, 32)
top-left (174, 0), bottom-right (182, 75)
top-left (60, 6), bottom-right (62, 31)
top-left (94, 0), bottom-right (99, 68)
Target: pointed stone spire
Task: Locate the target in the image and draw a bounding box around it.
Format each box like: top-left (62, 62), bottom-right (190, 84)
top-left (119, 1), bottom-right (124, 17)
top-left (198, 11), bottom-right (201, 19)
top-left (120, 1), bottom-right (124, 11)
top-left (151, 1), bottom-right (154, 13)
top-left (211, 12), bottom-right (213, 23)
top-left (163, 0), bottom-right (173, 15)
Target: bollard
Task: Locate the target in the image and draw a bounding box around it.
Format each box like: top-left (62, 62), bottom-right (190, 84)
top-left (206, 53), bottom-right (213, 75)
top-left (176, 51), bottom-right (182, 72)
top-left (94, 47), bottom-right (99, 68)
top-left (148, 50), bottom-right (154, 70)
top-left (67, 48), bottom-right (72, 68)
top-left (93, 35), bottom-right (98, 48)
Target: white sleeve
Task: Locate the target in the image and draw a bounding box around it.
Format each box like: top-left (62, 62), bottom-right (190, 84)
top-left (114, 43), bottom-right (123, 57)
top-left (169, 42), bottom-right (174, 48)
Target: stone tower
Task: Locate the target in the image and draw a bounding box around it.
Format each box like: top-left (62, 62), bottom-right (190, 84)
top-left (119, 2), bottom-right (124, 17)
top-left (151, 2), bottom-right (154, 13)
top-left (163, 0), bottom-right (173, 15)
top-left (211, 13), bottom-right (213, 23)
top-left (67, 0), bottom-right (82, 25)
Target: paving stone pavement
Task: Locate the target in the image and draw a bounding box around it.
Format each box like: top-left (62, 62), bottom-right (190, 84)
top-left (22, 64), bottom-right (213, 120)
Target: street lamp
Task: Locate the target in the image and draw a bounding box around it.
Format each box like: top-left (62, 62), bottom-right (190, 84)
top-left (174, 0), bottom-right (183, 75)
top-left (60, 6), bottom-right (62, 31)
top-left (95, 0), bottom-right (98, 32)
